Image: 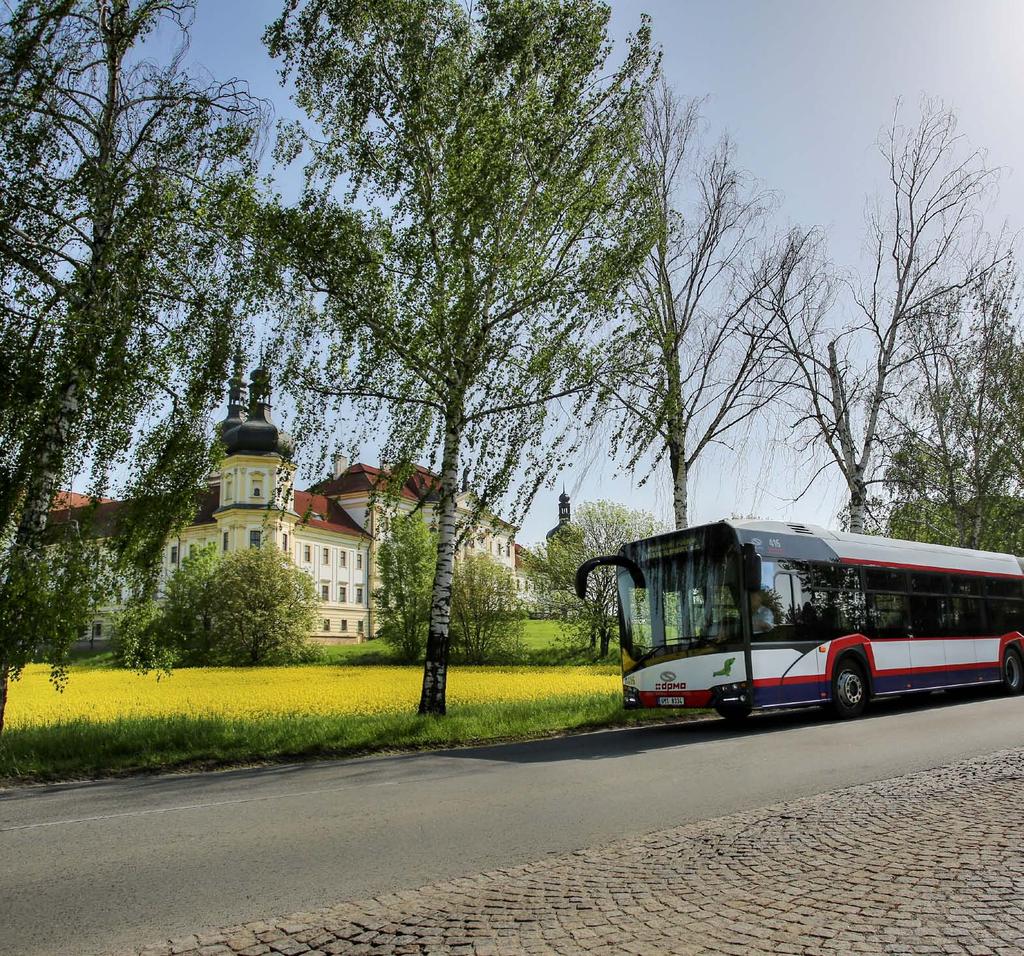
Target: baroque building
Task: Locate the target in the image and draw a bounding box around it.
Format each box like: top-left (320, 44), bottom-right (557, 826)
top-left (62, 366), bottom-right (519, 644)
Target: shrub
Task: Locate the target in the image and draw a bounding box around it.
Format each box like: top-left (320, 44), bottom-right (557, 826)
top-left (450, 556), bottom-right (524, 664)
top-left (374, 513), bottom-right (436, 662)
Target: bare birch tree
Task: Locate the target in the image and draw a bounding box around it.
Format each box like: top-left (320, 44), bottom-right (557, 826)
top-left (610, 80), bottom-right (802, 529)
top-left (778, 99), bottom-right (1003, 534)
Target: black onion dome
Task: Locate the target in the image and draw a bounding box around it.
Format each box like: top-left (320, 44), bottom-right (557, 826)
top-left (222, 366), bottom-right (294, 460)
top-left (218, 362), bottom-right (247, 442)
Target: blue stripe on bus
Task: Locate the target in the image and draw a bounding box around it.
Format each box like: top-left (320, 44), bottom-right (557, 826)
top-left (754, 665), bottom-right (1002, 708)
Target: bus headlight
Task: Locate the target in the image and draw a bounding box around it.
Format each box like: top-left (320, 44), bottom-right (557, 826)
top-left (712, 681), bottom-right (749, 705)
top-left (623, 685), bottom-right (641, 708)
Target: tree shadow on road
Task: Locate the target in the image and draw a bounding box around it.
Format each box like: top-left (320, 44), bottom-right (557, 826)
top-left (432, 684), bottom-right (1017, 765)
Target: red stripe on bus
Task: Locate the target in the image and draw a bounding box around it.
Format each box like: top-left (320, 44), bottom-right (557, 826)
top-left (839, 557), bottom-right (1024, 579)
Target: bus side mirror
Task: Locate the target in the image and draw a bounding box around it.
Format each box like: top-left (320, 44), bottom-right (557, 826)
top-left (575, 555), bottom-right (645, 600)
top-left (742, 543), bottom-right (761, 591)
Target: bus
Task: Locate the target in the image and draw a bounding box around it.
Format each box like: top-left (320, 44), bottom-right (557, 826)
top-left (575, 520), bottom-right (1024, 720)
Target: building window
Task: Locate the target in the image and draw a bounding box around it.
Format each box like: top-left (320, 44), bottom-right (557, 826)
top-left (357, 620), bottom-right (364, 636)
top-left (323, 618), bottom-right (331, 631)
top-left (323, 547), bottom-right (330, 563)
top-left (339, 550), bottom-right (347, 568)
top-left (249, 529), bottom-right (261, 549)
top-left (340, 619), bottom-right (348, 632)
top-left (303, 544), bottom-right (311, 562)
top-left (252, 485), bottom-right (262, 498)
top-left (356, 553), bottom-right (363, 570)
top-left (222, 531), bottom-right (229, 552)
top-left (93, 622), bottom-right (102, 639)
top-left (321, 584), bottom-right (329, 601)
top-left (189, 543), bottom-right (195, 557)
top-left (170, 545), bottom-right (179, 565)
top-left (356, 586), bottom-right (364, 604)
top-left (339, 585), bottom-right (347, 603)
top-left (282, 532), bottom-right (288, 552)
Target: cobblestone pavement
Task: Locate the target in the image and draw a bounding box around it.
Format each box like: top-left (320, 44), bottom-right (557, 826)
top-left (136, 749), bottom-right (1024, 956)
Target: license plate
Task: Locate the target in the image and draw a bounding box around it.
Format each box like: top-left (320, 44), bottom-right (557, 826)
top-left (658, 696), bottom-right (686, 706)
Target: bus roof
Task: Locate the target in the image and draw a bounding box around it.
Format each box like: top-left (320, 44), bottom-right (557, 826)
top-left (727, 519), bottom-right (1024, 579)
top-left (625, 520), bottom-right (1024, 580)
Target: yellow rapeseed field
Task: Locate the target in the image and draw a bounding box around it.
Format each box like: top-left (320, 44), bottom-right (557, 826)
top-left (6, 664), bottom-right (621, 728)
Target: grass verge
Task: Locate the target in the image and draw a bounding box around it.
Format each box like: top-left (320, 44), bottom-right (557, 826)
top-left (0, 694), bottom-right (708, 785)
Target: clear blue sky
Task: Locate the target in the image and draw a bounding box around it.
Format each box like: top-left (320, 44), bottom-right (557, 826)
top-left (171, 0), bottom-right (1024, 544)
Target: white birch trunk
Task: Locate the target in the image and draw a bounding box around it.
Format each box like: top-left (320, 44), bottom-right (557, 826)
top-left (14, 378), bottom-right (80, 556)
top-left (847, 471), bottom-right (868, 535)
top-left (668, 436), bottom-right (688, 531)
top-left (418, 420), bottom-right (462, 715)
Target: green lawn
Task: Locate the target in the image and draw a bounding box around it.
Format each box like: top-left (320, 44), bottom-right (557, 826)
top-left (65, 618), bottom-right (576, 668)
top-left (310, 618), bottom-right (597, 667)
top-left (520, 617), bottom-right (564, 649)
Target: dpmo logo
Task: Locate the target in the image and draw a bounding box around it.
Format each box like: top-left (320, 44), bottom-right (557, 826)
top-left (655, 669), bottom-right (686, 691)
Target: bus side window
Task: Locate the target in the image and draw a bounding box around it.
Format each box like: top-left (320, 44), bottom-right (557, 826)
top-left (749, 571), bottom-right (795, 641)
top-left (867, 592), bottom-right (910, 638)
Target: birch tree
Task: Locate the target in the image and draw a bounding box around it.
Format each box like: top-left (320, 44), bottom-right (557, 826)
top-left (610, 80), bottom-right (802, 529)
top-left (267, 0), bottom-right (656, 714)
top-left (778, 99), bottom-right (1003, 533)
top-left (0, 0), bottom-right (265, 733)
top-left (886, 260), bottom-right (1024, 551)
top-left (528, 500), bottom-right (662, 658)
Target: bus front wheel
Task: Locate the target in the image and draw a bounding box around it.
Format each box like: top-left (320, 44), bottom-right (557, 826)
top-left (714, 702), bottom-right (752, 723)
top-left (1003, 647), bottom-right (1024, 695)
top-left (828, 657), bottom-right (868, 719)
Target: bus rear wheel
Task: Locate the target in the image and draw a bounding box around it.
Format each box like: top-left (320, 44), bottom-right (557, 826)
top-left (714, 702), bottom-right (752, 723)
top-left (1003, 647), bottom-right (1024, 695)
top-left (829, 657), bottom-right (868, 719)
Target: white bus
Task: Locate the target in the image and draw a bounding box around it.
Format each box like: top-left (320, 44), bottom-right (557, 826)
top-left (575, 520), bottom-right (1024, 720)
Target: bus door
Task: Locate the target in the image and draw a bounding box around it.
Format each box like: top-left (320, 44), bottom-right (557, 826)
top-left (907, 573), bottom-right (950, 689)
top-left (863, 568), bottom-right (912, 694)
top-left (748, 560), bottom-right (822, 708)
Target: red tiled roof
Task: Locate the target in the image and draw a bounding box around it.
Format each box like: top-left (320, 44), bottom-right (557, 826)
top-left (293, 490), bottom-right (369, 537)
top-left (53, 491), bottom-right (113, 508)
top-left (49, 486), bottom-right (368, 539)
top-left (47, 498), bottom-right (128, 538)
top-left (314, 462), bottom-right (441, 504)
top-left (191, 486), bottom-right (220, 526)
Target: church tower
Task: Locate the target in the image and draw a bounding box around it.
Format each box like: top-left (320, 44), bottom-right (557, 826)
top-left (215, 364), bottom-right (297, 553)
top-left (546, 488), bottom-right (572, 541)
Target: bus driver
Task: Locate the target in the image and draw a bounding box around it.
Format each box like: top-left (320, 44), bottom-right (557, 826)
top-left (751, 590), bottom-right (775, 634)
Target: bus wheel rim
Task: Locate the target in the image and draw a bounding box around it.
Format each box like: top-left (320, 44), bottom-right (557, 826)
top-left (838, 670), bottom-right (863, 707)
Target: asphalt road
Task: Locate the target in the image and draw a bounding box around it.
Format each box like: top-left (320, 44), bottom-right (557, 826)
top-left (2, 691), bottom-right (1023, 956)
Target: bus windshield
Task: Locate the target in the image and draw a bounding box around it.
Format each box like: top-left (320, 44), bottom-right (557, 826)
top-left (618, 526), bottom-right (744, 665)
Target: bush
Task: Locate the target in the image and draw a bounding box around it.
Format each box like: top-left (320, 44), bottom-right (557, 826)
top-left (374, 513), bottom-right (436, 662)
top-left (112, 599), bottom-right (174, 673)
top-left (212, 545), bottom-right (322, 665)
top-left (450, 556), bottom-right (524, 664)
top-left (160, 543), bottom-right (222, 665)
top-left (115, 542), bottom-right (322, 667)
